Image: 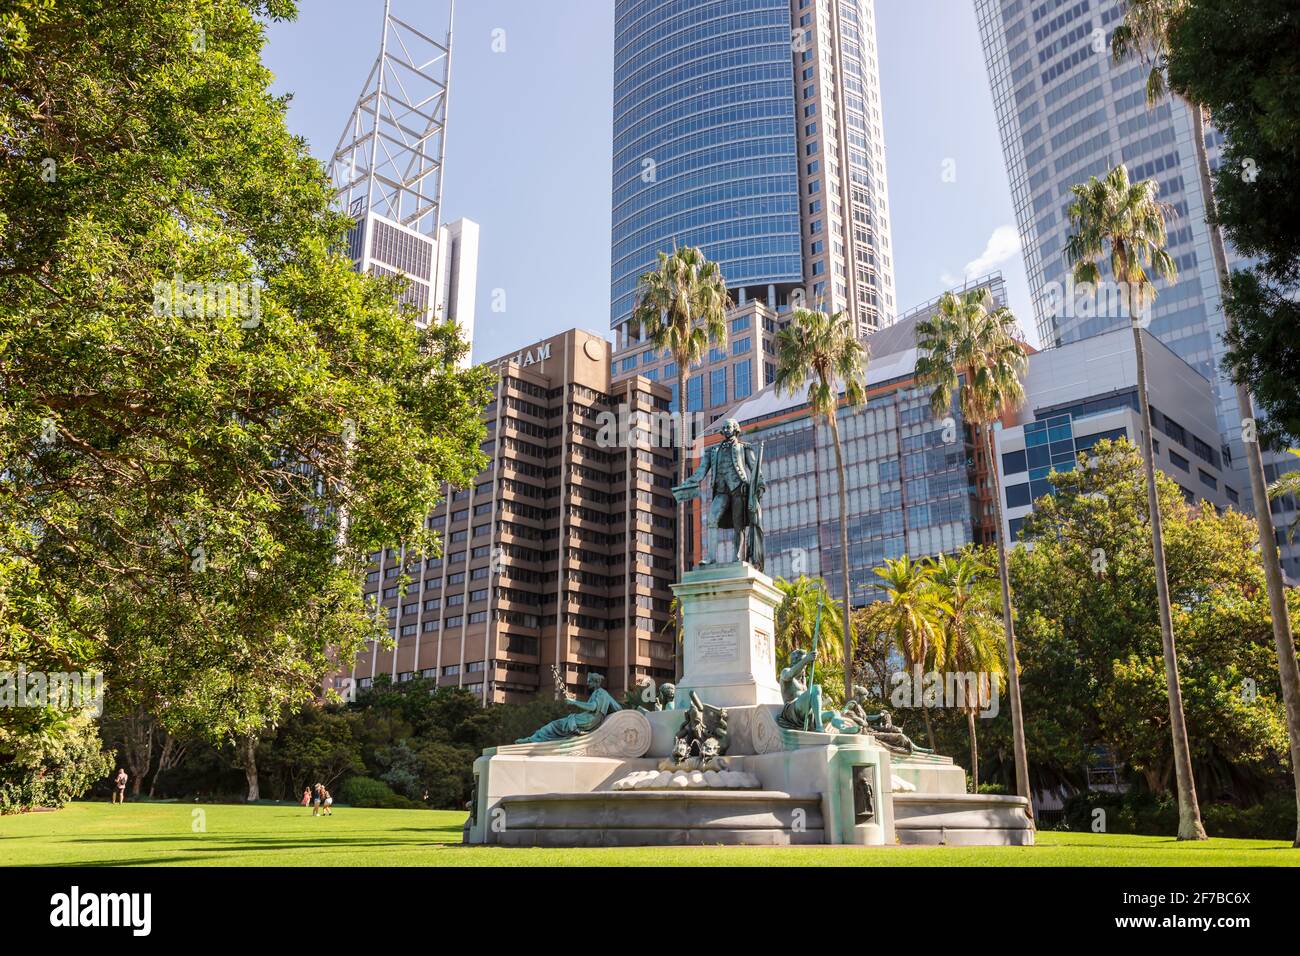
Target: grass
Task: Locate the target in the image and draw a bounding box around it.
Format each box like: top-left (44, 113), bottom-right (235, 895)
top-left (1, 802), bottom-right (1297, 866)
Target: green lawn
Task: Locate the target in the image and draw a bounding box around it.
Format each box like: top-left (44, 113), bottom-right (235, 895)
top-left (1, 802), bottom-right (1296, 866)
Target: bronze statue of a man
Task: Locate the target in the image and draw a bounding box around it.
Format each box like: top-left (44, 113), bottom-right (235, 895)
top-left (672, 418), bottom-right (765, 570)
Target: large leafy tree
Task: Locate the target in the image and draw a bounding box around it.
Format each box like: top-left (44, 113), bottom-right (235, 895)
top-left (1065, 162), bottom-right (1206, 839)
top-left (1011, 440), bottom-right (1295, 806)
top-left (0, 0), bottom-right (489, 801)
top-left (1117, 0), bottom-right (1300, 847)
top-left (914, 288), bottom-right (1031, 806)
top-left (774, 308), bottom-right (868, 701)
top-left (630, 245), bottom-right (730, 676)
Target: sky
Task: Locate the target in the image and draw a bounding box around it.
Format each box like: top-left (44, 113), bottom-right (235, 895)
top-left (263, 0), bottom-right (1036, 362)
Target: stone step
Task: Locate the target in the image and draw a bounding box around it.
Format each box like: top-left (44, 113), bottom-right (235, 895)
top-left (892, 792), bottom-right (1035, 846)
top-left (488, 790), bottom-right (824, 847)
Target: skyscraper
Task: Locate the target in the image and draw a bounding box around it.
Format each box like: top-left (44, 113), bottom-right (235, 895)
top-left (974, 0), bottom-right (1299, 576)
top-left (329, 1), bottom-right (479, 358)
top-left (611, 0), bottom-right (897, 366)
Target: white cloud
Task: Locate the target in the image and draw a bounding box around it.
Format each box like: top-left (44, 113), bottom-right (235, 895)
top-left (941, 224), bottom-right (1023, 289)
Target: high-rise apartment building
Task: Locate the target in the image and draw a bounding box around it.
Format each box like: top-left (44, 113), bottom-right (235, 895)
top-left (611, 0), bottom-right (897, 362)
top-left (974, 0), bottom-right (1299, 576)
top-left (351, 330), bottom-right (679, 704)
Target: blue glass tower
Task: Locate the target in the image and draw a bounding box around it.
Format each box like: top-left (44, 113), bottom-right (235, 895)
top-left (611, 0), bottom-right (804, 330)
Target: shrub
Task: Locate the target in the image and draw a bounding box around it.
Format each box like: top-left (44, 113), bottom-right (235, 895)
top-left (0, 715), bottom-right (113, 814)
top-left (1059, 789), bottom-right (1294, 839)
top-left (336, 775), bottom-right (419, 809)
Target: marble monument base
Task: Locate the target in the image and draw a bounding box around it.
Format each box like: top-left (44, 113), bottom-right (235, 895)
top-left (672, 561), bottom-right (782, 708)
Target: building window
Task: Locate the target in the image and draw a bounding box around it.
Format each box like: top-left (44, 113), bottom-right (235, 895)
top-left (735, 360), bottom-right (753, 400)
top-left (1198, 469), bottom-right (1217, 490)
top-left (1002, 449), bottom-right (1027, 475)
top-left (1169, 450), bottom-right (1190, 471)
top-left (686, 377), bottom-right (703, 412)
top-left (710, 368), bottom-right (727, 407)
top-left (1005, 483), bottom-right (1032, 509)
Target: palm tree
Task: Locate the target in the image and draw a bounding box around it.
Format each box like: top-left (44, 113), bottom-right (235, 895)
top-left (869, 555), bottom-right (947, 748)
top-left (928, 550), bottom-right (1005, 792)
top-left (774, 575), bottom-right (848, 706)
top-left (631, 246), bottom-right (730, 678)
top-left (773, 308), bottom-right (869, 701)
top-left (1114, 0), bottom-right (1300, 849)
top-left (1065, 162), bottom-right (1206, 840)
top-left (914, 287), bottom-right (1032, 813)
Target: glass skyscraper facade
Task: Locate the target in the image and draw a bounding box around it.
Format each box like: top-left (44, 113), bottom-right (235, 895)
top-left (612, 0), bottom-right (803, 329)
top-left (611, 0), bottom-right (897, 344)
top-left (974, 0), bottom-right (1299, 577)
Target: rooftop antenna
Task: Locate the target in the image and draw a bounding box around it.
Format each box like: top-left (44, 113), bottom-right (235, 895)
top-left (328, 0), bottom-right (454, 236)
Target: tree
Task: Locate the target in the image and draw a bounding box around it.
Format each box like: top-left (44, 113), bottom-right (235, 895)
top-left (774, 575), bottom-right (848, 707)
top-left (928, 550), bottom-right (1005, 791)
top-left (851, 605), bottom-right (897, 707)
top-left (1116, 0), bottom-right (1300, 847)
top-left (1162, 0), bottom-right (1300, 446)
top-left (0, 0), bottom-right (491, 797)
top-left (914, 288), bottom-right (1032, 808)
top-left (864, 556), bottom-right (946, 748)
top-left (630, 246), bottom-right (730, 677)
top-left (774, 308), bottom-right (869, 701)
top-left (1011, 439), bottom-right (1295, 804)
top-left (1065, 162), bottom-right (1206, 839)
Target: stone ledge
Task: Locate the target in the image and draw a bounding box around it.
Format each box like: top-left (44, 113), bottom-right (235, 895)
top-left (495, 827), bottom-right (828, 847)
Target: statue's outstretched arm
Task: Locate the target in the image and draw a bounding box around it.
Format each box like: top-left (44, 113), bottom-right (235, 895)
top-left (672, 449), bottom-right (711, 500)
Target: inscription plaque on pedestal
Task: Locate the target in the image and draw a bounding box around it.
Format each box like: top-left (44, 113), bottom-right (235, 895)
top-left (696, 624), bottom-right (739, 664)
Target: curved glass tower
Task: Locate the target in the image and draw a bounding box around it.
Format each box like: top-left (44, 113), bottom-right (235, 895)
top-left (612, 0), bottom-right (804, 328)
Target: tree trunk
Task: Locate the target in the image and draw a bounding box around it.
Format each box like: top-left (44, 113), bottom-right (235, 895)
top-left (148, 734), bottom-right (188, 798)
top-left (1189, 99), bottom-right (1300, 847)
top-left (828, 413), bottom-right (853, 702)
top-left (122, 707), bottom-right (154, 797)
top-left (983, 421), bottom-right (1033, 822)
top-left (1132, 324), bottom-right (1207, 840)
top-left (922, 707), bottom-right (936, 751)
top-left (967, 708), bottom-right (979, 793)
top-left (241, 735), bottom-right (260, 803)
top-left (675, 363), bottom-right (689, 681)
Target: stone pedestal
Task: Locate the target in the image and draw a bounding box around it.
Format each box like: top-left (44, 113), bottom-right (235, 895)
top-left (672, 562), bottom-right (782, 707)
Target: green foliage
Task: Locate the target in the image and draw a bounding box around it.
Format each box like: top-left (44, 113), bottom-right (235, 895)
top-left (1065, 163), bottom-right (1178, 307)
top-left (914, 288), bottom-right (1027, 428)
top-left (1164, 0), bottom-right (1300, 444)
top-left (772, 308), bottom-right (868, 419)
top-left (1008, 439), bottom-right (1296, 798)
top-left (118, 681), bottom-right (575, 810)
top-left (0, 713), bottom-right (112, 814)
top-left (0, 0), bottom-right (490, 799)
top-left (336, 776), bottom-right (417, 810)
top-left (774, 575), bottom-right (848, 706)
top-left (630, 246), bottom-right (731, 380)
top-left (1059, 789), bottom-right (1296, 841)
